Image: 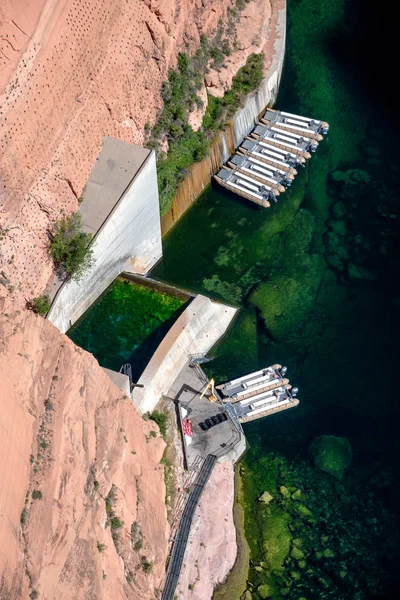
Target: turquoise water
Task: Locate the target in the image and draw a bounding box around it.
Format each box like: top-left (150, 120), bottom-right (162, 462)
top-left (153, 0), bottom-right (400, 596)
top-left (68, 279), bottom-right (185, 378)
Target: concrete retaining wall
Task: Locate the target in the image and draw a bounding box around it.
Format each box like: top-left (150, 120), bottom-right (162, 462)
top-left (48, 150), bottom-right (162, 333)
top-left (131, 295), bottom-right (237, 414)
top-left (160, 4), bottom-right (286, 235)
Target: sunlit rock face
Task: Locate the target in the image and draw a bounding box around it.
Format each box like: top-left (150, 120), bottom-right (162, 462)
top-left (0, 299), bottom-right (168, 600)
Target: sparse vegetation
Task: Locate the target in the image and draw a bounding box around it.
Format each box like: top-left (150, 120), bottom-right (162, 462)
top-left (44, 398), bottom-right (54, 411)
top-left (104, 485), bottom-right (124, 551)
top-left (110, 516), bottom-right (123, 530)
top-left (28, 295), bottom-right (51, 316)
top-left (49, 213), bottom-right (94, 282)
top-left (149, 410), bottom-right (168, 438)
top-left (32, 490), bottom-right (42, 500)
top-left (126, 571), bottom-right (135, 584)
top-left (150, 50), bottom-right (264, 214)
top-left (141, 557), bottom-right (153, 574)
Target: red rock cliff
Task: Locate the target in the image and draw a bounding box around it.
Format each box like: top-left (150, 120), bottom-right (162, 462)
top-left (0, 299), bottom-right (168, 599)
top-left (0, 0), bottom-right (271, 304)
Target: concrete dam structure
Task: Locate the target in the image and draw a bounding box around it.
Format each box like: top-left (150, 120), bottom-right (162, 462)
top-left (47, 138), bottom-right (162, 333)
top-left (131, 295), bottom-right (237, 414)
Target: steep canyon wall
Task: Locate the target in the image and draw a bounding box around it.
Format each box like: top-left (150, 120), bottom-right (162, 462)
top-left (0, 0), bottom-right (272, 305)
top-left (0, 300), bottom-right (169, 600)
top-left (0, 1), bottom-right (284, 597)
top-left (161, 0), bottom-right (286, 234)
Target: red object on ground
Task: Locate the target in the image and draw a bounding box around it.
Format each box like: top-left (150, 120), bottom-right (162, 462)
top-left (182, 419), bottom-right (193, 437)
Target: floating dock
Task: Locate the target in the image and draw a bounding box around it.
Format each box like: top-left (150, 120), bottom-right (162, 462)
top-left (215, 364), bottom-right (299, 423)
top-left (215, 108), bottom-right (329, 207)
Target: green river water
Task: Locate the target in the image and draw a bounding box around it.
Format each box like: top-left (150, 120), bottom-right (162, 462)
top-left (152, 0), bottom-right (400, 597)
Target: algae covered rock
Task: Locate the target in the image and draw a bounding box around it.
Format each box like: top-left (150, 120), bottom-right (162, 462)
top-left (261, 507), bottom-right (291, 572)
top-left (291, 546), bottom-right (305, 560)
top-left (259, 491), bottom-right (273, 504)
top-left (257, 584), bottom-right (272, 599)
top-left (279, 485), bottom-right (290, 498)
top-left (309, 435), bottom-right (352, 479)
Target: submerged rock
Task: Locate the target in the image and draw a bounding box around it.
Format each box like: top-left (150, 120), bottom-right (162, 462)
top-left (259, 491), bottom-right (274, 504)
top-left (309, 435), bottom-right (352, 479)
top-left (257, 584), bottom-right (272, 599)
top-left (279, 485), bottom-right (290, 498)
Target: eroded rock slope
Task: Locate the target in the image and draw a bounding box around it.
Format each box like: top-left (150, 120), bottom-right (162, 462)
top-left (0, 300), bottom-right (168, 599)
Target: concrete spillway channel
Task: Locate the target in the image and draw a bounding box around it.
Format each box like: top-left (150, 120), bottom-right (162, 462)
top-left (215, 108), bottom-right (328, 208)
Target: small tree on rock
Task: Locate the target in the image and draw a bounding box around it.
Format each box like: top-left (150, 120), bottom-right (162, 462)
top-left (49, 213), bottom-right (94, 282)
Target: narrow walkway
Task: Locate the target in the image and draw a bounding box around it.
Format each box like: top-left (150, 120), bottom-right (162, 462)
top-left (161, 454), bottom-right (217, 600)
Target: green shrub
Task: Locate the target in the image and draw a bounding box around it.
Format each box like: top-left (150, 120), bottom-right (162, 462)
top-left (134, 539), bottom-right (143, 551)
top-left (110, 516), bottom-right (123, 530)
top-left (32, 490), bottom-right (42, 500)
top-left (141, 557), bottom-right (153, 573)
top-left (309, 435), bottom-right (352, 479)
top-left (20, 509), bottom-right (27, 524)
top-left (149, 410), bottom-right (168, 438)
top-left (49, 213), bottom-right (94, 281)
top-left (210, 46), bottom-right (225, 67)
top-left (29, 295), bottom-right (51, 316)
top-left (97, 542), bottom-right (107, 552)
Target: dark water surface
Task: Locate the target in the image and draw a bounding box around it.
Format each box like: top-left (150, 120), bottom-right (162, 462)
top-left (153, 0), bottom-right (400, 596)
top-left (68, 279), bottom-right (185, 379)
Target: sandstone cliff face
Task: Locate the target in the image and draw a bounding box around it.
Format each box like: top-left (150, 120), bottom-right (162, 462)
top-left (0, 299), bottom-right (168, 600)
top-left (0, 0), bottom-right (270, 307)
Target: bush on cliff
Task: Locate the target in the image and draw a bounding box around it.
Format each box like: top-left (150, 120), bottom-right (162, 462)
top-left (49, 213), bottom-right (94, 282)
top-left (28, 294), bottom-right (51, 316)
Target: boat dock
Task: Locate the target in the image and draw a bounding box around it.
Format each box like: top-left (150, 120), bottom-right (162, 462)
top-left (215, 107), bottom-right (329, 207)
top-left (160, 360), bottom-right (298, 600)
top-left (215, 364), bottom-right (299, 423)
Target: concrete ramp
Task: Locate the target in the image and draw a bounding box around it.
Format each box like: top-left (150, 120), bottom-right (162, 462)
top-left (131, 295), bottom-right (237, 414)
